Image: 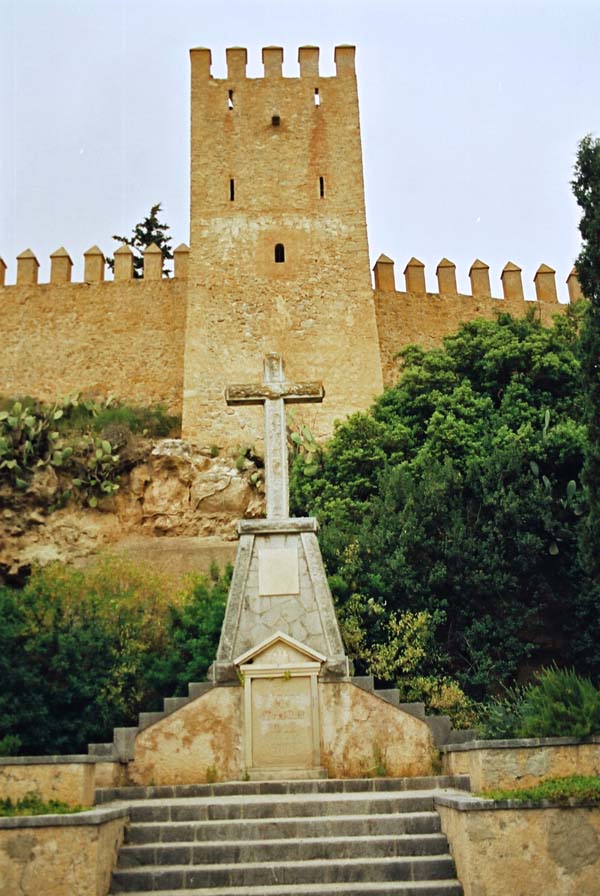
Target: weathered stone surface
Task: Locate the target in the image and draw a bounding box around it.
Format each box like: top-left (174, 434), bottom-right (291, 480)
top-left (182, 49), bottom-right (384, 447)
top-left (0, 758), bottom-right (96, 806)
top-left (0, 440), bottom-right (264, 584)
top-left (319, 682), bottom-right (436, 779)
top-left (442, 739), bottom-right (600, 791)
top-left (0, 813), bottom-right (126, 896)
top-left (127, 686), bottom-right (244, 785)
top-left (252, 676), bottom-right (314, 768)
top-left (438, 799), bottom-right (600, 896)
top-left (213, 528), bottom-right (347, 681)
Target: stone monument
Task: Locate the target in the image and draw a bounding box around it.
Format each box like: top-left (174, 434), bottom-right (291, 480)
top-left (94, 353), bottom-right (439, 782)
top-left (209, 353), bottom-right (349, 773)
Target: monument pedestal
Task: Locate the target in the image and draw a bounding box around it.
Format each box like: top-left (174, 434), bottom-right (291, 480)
top-left (210, 518), bottom-right (350, 686)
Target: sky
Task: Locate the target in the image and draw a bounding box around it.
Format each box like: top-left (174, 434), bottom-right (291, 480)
top-left (1, 0), bottom-right (599, 297)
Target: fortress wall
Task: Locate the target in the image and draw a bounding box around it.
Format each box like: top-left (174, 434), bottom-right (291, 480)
top-left (375, 289), bottom-right (568, 386)
top-left (0, 249), bottom-right (188, 413)
top-left (373, 256), bottom-right (576, 386)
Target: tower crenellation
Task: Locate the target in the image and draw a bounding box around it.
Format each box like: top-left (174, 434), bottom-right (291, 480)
top-left (183, 44), bottom-right (382, 445)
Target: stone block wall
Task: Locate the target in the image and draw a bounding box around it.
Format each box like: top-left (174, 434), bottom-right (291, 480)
top-left (441, 737), bottom-right (600, 792)
top-left (373, 255), bottom-right (576, 387)
top-left (437, 795), bottom-right (600, 896)
top-left (0, 247), bottom-right (187, 415)
top-left (0, 809), bottom-right (127, 896)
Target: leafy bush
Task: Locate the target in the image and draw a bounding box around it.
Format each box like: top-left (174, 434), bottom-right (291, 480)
top-left (476, 685), bottom-right (526, 739)
top-left (0, 734), bottom-right (21, 756)
top-left (0, 558), bottom-right (230, 755)
top-left (0, 791), bottom-right (84, 816)
top-left (290, 310), bottom-right (598, 698)
top-left (519, 665), bottom-right (600, 738)
top-left (481, 775), bottom-right (600, 805)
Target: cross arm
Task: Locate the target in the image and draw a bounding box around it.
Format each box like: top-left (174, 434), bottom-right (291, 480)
top-left (225, 382), bottom-right (324, 406)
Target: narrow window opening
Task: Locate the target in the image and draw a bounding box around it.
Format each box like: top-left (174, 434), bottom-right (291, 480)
top-left (274, 243), bottom-right (285, 263)
top-left (229, 178), bottom-right (235, 201)
top-left (314, 88), bottom-right (320, 107)
top-left (319, 176), bottom-right (325, 198)
top-left (228, 89), bottom-right (234, 110)
top-left (271, 115), bottom-right (281, 127)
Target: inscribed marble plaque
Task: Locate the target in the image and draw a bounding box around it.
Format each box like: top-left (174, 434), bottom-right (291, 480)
top-left (251, 676), bottom-right (313, 767)
top-left (258, 548), bottom-right (299, 596)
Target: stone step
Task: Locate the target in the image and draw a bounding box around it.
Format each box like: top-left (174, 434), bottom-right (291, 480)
top-left (110, 854), bottom-right (457, 891)
top-left (187, 682), bottom-right (213, 699)
top-left (137, 711), bottom-right (164, 732)
top-left (124, 811), bottom-right (442, 844)
top-left (247, 766), bottom-right (328, 781)
top-left (373, 688), bottom-right (400, 706)
top-left (163, 695), bottom-right (191, 713)
top-left (126, 791), bottom-right (439, 824)
top-left (351, 675), bottom-right (375, 692)
top-left (110, 883), bottom-right (463, 896)
top-left (88, 742), bottom-right (115, 758)
top-left (398, 702), bottom-right (426, 720)
top-left (96, 774), bottom-right (469, 804)
top-left (118, 832), bottom-right (450, 867)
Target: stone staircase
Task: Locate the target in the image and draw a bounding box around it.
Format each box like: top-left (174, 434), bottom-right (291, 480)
top-left (89, 676), bottom-right (475, 762)
top-left (103, 776), bottom-right (468, 895)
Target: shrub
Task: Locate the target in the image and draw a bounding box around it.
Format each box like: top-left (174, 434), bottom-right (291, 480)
top-left (519, 665), bottom-right (600, 738)
top-left (0, 792), bottom-right (84, 816)
top-left (475, 684), bottom-right (526, 739)
top-left (0, 558), bottom-right (230, 754)
top-left (481, 775), bottom-right (600, 805)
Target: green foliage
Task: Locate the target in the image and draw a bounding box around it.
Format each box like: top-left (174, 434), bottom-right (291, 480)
top-left (476, 685), bottom-right (526, 739)
top-left (0, 791), bottom-right (85, 817)
top-left (0, 398), bottom-right (69, 488)
top-left (0, 734), bottom-right (21, 756)
top-left (519, 665), bottom-right (600, 738)
top-left (0, 395), bottom-right (180, 507)
top-left (107, 202), bottom-right (173, 278)
top-left (476, 667), bottom-right (600, 739)
top-left (0, 558), bottom-right (230, 754)
top-left (481, 775), bottom-right (600, 805)
top-left (291, 312), bottom-right (598, 698)
top-left (144, 563), bottom-right (230, 698)
top-left (572, 135), bottom-right (600, 577)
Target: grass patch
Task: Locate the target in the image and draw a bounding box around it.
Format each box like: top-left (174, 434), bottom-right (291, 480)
top-left (480, 774), bottom-right (600, 805)
top-left (0, 791), bottom-right (85, 817)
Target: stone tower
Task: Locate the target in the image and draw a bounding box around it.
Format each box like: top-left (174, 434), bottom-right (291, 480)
top-left (182, 45), bottom-right (383, 445)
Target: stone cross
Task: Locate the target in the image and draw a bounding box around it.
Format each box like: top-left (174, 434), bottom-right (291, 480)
top-left (225, 354), bottom-right (324, 519)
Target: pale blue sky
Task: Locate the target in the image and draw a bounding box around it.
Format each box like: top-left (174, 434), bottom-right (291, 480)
top-left (1, 0), bottom-right (599, 297)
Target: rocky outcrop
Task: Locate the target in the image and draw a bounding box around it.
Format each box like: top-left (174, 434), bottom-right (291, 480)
top-left (0, 440), bottom-right (265, 584)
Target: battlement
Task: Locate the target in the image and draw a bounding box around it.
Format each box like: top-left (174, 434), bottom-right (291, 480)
top-left (0, 244), bottom-right (189, 287)
top-left (372, 254), bottom-right (582, 304)
top-left (189, 45), bottom-right (355, 80)
top-left (372, 254), bottom-right (581, 390)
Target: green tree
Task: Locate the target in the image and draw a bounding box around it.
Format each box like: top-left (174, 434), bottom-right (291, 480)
top-left (107, 202), bottom-right (173, 278)
top-left (291, 311), bottom-right (598, 698)
top-left (0, 558), bottom-right (229, 754)
top-left (572, 135), bottom-right (600, 578)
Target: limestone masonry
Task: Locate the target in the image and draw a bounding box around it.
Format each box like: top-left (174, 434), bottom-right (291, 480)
top-left (0, 46), bottom-right (581, 446)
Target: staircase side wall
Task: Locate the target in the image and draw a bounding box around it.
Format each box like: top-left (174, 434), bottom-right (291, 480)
top-left (127, 686), bottom-right (244, 786)
top-left (319, 681), bottom-right (436, 778)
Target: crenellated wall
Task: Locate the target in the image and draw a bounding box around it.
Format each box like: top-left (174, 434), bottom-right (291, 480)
top-left (373, 254), bottom-right (577, 386)
top-left (0, 45), bottom-right (584, 441)
top-left (0, 244), bottom-right (189, 414)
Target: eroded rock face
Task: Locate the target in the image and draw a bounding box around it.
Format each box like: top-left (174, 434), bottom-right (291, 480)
top-left (0, 440), bottom-right (265, 584)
